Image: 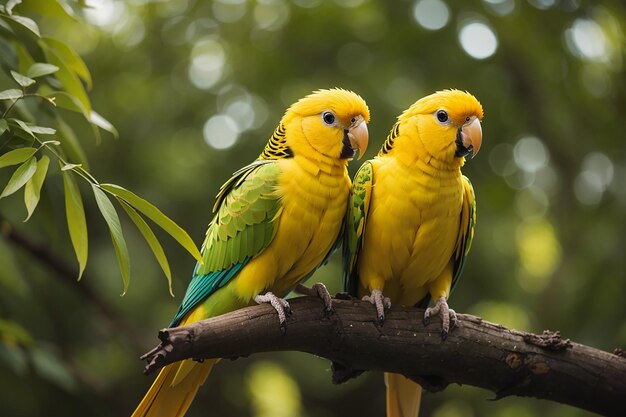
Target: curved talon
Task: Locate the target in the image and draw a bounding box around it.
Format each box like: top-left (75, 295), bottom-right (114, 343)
top-left (363, 289), bottom-right (391, 324)
top-left (295, 282), bottom-right (333, 316)
top-left (255, 292), bottom-right (291, 333)
top-left (423, 296), bottom-right (456, 340)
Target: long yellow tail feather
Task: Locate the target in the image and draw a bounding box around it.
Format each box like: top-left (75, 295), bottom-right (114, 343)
top-left (131, 359), bottom-right (216, 417)
top-left (385, 372), bottom-right (422, 417)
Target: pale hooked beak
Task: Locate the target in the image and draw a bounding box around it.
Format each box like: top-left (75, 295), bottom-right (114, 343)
top-left (347, 120), bottom-right (369, 160)
top-left (458, 117), bottom-right (482, 159)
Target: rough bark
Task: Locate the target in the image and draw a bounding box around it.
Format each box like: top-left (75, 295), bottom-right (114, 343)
top-left (140, 296), bottom-right (626, 417)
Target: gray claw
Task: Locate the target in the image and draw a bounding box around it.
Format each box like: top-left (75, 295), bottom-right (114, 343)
top-left (255, 292), bottom-right (291, 331)
top-left (363, 289), bottom-right (391, 324)
top-left (295, 282), bottom-right (333, 316)
top-left (423, 296), bottom-right (456, 340)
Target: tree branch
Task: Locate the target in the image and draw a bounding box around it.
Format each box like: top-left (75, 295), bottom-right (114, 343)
top-left (139, 296), bottom-right (626, 417)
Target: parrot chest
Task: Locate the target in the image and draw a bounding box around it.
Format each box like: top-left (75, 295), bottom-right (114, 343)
top-left (359, 159), bottom-right (463, 303)
top-left (268, 158), bottom-right (350, 293)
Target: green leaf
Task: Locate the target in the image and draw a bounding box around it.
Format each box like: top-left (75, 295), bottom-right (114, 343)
top-left (41, 37), bottom-right (91, 89)
top-left (92, 185), bottom-right (130, 295)
top-left (100, 184), bottom-right (203, 264)
top-left (0, 119), bottom-right (8, 136)
top-left (89, 110), bottom-right (118, 139)
top-left (26, 63), bottom-right (59, 78)
top-left (61, 167), bottom-right (87, 278)
top-left (0, 318), bottom-right (32, 346)
top-left (40, 44), bottom-right (91, 115)
top-left (29, 125), bottom-right (55, 135)
top-left (55, 116), bottom-right (88, 169)
top-left (6, 15), bottom-right (40, 37)
top-left (0, 147), bottom-right (37, 168)
top-left (5, 0), bottom-right (22, 15)
top-left (45, 90), bottom-right (86, 114)
top-left (61, 163), bottom-right (80, 171)
top-left (0, 89), bottom-right (23, 100)
top-left (8, 119), bottom-right (34, 138)
top-left (24, 155), bottom-right (49, 221)
top-left (10, 70), bottom-right (35, 88)
top-left (1, 157), bottom-right (37, 198)
top-left (119, 199), bottom-right (173, 296)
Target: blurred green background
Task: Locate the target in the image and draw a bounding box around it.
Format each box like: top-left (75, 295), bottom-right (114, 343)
top-left (1, 0), bottom-right (625, 416)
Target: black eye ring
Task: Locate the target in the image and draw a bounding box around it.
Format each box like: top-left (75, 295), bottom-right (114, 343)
top-left (465, 116), bottom-right (471, 123)
top-left (436, 110), bottom-right (448, 123)
top-left (322, 111), bottom-right (336, 125)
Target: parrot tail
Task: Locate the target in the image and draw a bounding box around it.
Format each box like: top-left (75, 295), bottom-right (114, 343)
top-left (385, 372), bottom-right (422, 417)
top-left (131, 359), bottom-right (217, 417)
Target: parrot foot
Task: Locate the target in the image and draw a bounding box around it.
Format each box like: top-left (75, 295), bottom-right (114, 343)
top-left (423, 296), bottom-right (457, 340)
top-left (362, 289), bottom-right (391, 324)
top-left (295, 282), bottom-right (333, 316)
top-left (255, 292), bottom-right (291, 334)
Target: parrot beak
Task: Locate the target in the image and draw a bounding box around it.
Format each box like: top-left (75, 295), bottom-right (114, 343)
top-left (347, 121), bottom-right (369, 160)
top-left (456, 117), bottom-right (482, 159)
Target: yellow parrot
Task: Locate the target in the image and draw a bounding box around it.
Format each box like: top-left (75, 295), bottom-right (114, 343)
top-left (133, 89), bottom-right (370, 417)
top-left (343, 89), bottom-right (483, 417)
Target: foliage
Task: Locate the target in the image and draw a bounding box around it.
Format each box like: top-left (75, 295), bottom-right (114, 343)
top-left (0, 1), bottom-right (625, 417)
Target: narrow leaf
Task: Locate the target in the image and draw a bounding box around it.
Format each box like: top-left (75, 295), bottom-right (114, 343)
top-left (0, 147), bottom-right (37, 168)
top-left (10, 70), bottom-right (35, 88)
top-left (14, 42), bottom-right (35, 75)
top-left (100, 184), bottom-right (203, 263)
top-left (26, 63), bottom-right (59, 78)
top-left (55, 116), bottom-right (89, 169)
top-left (89, 110), bottom-right (118, 139)
top-left (60, 163), bottom-right (80, 171)
top-left (24, 155), bottom-right (49, 221)
top-left (6, 15), bottom-right (40, 37)
top-left (0, 89), bottom-right (23, 100)
top-left (8, 119), bottom-right (35, 138)
top-left (41, 37), bottom-right (91, 89)
top-left (119, 200), bottom-right (173, 296)
top-left (92, 185), bottom-right (130, 295)
top-left (0, 119), bottom-right (9, 136)
top-left (61, 167), bottom-right (87, 278)
top-left (29, 125), bottom-right (55, 135)
top-left (40, 45), bottom-right (90, 115)
top-left (1, 157), bottom-right (37, 198)
top-left (6, 0), bottom-right (22, 15)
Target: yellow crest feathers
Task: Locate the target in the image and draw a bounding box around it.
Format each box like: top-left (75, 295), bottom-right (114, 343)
top-left (401, 89), bottom-right (484, 121)
top-left (285, 88), bottom-right (370, 123)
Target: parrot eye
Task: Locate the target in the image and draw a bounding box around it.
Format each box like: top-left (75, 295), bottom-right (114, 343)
top-left (436, 110), bottom-right (449, 124)
top-left (322, 111), bottom-right (336, 126)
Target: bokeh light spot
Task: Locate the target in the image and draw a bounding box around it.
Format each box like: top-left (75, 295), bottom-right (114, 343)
top-left (459, 21), bottom-right (498, 59)
top-left (203, 114), bottom-right (239, 149)
top-left (212, 0), bottom-right (247, 24)
top-left (470, 301), bottom-right (531, 330)
top-left (247, 361), bottom-right (302, 417)
top-left (189, 38), bottom-right (226, 90)
top-left (482, 0), bottom-right (515, 16)
top-left (413, 0), bottom-right (450, 31)
top-left (513, 136), bottom-right (550, 173)
top-left (516, 219), bottom-right (561, 288)
top-left (565, 19), bottom-right (609, 62)
top-left (574, 152), bottom-right (613, 205)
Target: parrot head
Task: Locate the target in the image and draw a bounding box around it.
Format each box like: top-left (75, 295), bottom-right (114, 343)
top-left (283, 88), bottom-right (370, 161)
top-left (398, 89), bottom-right (483, 165)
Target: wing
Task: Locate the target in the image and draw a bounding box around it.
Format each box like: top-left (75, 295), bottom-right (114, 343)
top-left (170, 160), bottom-right (282, 326)
top-left (342, 161), bottom-right (374, 297)
top-left (450, 175), bottom-right (476, 295)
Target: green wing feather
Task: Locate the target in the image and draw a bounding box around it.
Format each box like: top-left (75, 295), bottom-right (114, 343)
top-left (171, 160), bottom-right (282, 326)
top-left (342, 161), bottom-right (374, 296)
top-left (450, 175), bottom-right (476, 295)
